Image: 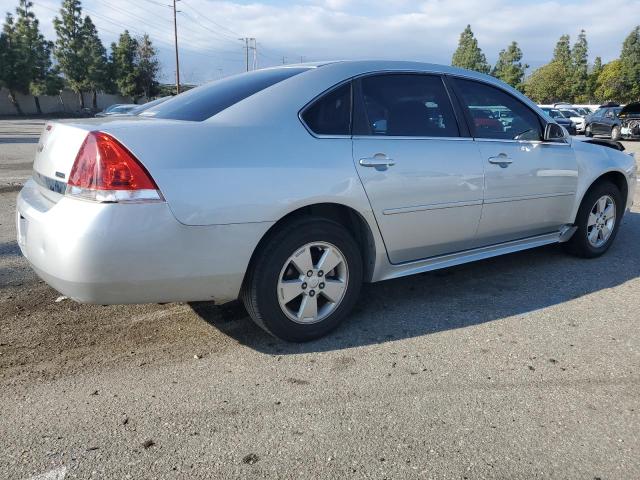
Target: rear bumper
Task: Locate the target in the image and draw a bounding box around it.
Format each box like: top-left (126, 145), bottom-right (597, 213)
top-left (16, 179), bottom-right (271, 304)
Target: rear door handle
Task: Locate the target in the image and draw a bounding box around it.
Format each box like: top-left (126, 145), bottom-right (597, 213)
top-left (488, 153), bottom-right (513, 168)
top-left (359, 153), bottom-right (395, 168)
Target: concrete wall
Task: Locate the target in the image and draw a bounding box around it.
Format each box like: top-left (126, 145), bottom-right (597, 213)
top-left (0, 88), bottom-right (133, 115)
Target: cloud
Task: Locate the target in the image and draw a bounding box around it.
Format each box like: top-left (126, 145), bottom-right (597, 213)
top-left (21, 0), bottom-right (640, 84)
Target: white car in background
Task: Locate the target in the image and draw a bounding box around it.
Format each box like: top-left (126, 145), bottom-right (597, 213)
top-left (557, 108), bottom-right (586, 133)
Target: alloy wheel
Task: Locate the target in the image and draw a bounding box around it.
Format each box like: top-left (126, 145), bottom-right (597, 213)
top-left (277, 242), bottom-right (349, 324)
top-left (587, 195), bottom-right (616, 248)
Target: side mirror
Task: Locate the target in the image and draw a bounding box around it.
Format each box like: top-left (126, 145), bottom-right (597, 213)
top-left (544, 122), bottom-right (568, 142)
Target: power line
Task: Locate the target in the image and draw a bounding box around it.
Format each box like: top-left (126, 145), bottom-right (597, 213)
top-left (180, 11), bottom-right (243, 47)
top-left (180, 0), bottom-right (241, 39)
top-left (38, 0), bottom-right (257, 79)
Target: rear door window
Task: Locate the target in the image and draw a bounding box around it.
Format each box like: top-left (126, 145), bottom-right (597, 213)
top-left (353, 74), bottom-right (459, 137)
top-left (143, 67), bottom-right (309, 121)
top-left (302, 83), bottom-right (352, 135)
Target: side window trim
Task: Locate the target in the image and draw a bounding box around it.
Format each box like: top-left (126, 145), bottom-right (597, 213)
top-left (352, 72), bottom-right (463, 139)
top-left (298, 80), bottom-right (353, 138)
top-left (447, 75), bottom-right (546, 142)
top-left (441, 75), bottom-right (471, 138)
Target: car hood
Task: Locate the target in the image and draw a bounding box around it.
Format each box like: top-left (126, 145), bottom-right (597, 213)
top-left (620, 102), bottom-right (640, 118)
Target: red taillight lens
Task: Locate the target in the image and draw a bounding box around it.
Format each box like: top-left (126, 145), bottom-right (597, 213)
top-left (66, 132), bottom-right (162, 203)
top-left (68, 132), bottom-right (158, 190)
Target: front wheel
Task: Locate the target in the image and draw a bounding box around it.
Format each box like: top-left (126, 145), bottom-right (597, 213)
top-left (584, 124), bottom-right (592, 137)
top-left (242, 217), bottom-right (363, 341)
top-left (563, 181), bottom-right (622, 258)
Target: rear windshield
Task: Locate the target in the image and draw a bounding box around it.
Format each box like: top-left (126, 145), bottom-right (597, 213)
top-left (142, 67), bottom-right (309, 121)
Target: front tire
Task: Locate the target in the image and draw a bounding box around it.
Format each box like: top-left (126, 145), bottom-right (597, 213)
top-left (563, 181), bottom-right (622, 258)
top-left (584, 124), bottom-right (592, 137)
top-left (242, 217), bottom-right (363, 342)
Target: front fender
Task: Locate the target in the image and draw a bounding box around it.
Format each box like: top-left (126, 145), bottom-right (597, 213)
top-left (570, 140), bottom-right (636, 221)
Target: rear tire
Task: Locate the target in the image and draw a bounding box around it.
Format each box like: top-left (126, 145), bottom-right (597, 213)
top-left (242, 217), bottom-right (363, 342)
top-left (611, 126), bottom-right (621, 141)
top-left (563, 181), bottom-right (622, 258)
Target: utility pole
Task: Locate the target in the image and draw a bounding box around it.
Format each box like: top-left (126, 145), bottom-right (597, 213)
top-left (239, 37), bottom-right (255, 72)
top-left (252, 39), bottom-right (257, 70)
top-left (172, 0), bottom-right (181, 93)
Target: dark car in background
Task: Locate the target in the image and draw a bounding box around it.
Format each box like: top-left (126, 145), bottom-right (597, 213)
top-left (619, 102), bottom-right (640, 140)
top-left (585, 103), bottom-right (624, 140)
top-left (540, 107), bottom-right (577, 135)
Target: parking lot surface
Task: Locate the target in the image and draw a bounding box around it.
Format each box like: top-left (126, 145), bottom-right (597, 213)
top-left (1, 119), bottom-right (639, 479)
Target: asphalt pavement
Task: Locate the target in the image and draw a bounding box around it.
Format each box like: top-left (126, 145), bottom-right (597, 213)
top-left (1, 119), bottom-right (639, 479)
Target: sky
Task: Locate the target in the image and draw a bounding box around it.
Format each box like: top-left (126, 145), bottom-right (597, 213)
top-left (10, 0), bottom-right (640, 85)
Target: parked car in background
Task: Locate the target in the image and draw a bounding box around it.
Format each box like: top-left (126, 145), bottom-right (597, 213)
top-left (17, 61), bottom-right (637, 341)
top-left (556, 108), bottom-right (586, 133)
top-left (95, 104), bottom-right (137, 117)
top-left (585, 104), bottom-right (624, 140)
top-left (619, 102), bottom-right (640, 140)
top-left (131, 96), bottom-right (172, 116)
top-left (573, 106), bottom-right (593, 116)
top-left (540, 107), bottom-right (577, 135)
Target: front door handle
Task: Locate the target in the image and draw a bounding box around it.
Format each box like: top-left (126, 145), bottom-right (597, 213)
top-left (488, 153), bottom-right (513, 168)
top-left (359, 153), bottom-right (395, 168)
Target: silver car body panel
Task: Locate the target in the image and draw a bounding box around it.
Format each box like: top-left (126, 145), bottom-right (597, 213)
top-left (16, 60), bottom-right (637, 304)
top-left (17, 178), bottom-right (272, 304)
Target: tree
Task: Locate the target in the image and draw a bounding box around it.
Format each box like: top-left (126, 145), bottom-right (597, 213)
top-left (136, 34), bottom-right (159, 99)
top-left (547, 34), bottom-right (574, 101)
top-left (0, 13), bottom-right (28, 114)
top-left (595, 60), bottom-right (627, 103)
top-left (491, 41), bottom-right (528, 90)
top-left (553, 34), bottom-right (572, 67)
top-left (110, 31), bottom-right (138, 98)
top-left (620, 25), bottom-right (640, 101)
top-left (571, 30), bottom-right (589, 102)
top-left (524, 61), bottom-right (572, 103)
top-left (586, 56), bottom-right (603, 103)
top-left (17, 1), bottom-right (62, 113)
top-left (451, 25), bottom-right (490, 74)
top-left (54, 0), bottom-right (86, 108)
top-left (0, 1), bottom-right (58, 114)
top-left (80, 16), bottom-right (108, 110)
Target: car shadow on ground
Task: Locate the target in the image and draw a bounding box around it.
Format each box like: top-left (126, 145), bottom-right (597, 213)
top-left (191, 211), bottom-right (640, 355)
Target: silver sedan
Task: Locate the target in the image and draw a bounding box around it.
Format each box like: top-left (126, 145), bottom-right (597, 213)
top-left (17, 61), bottom-right (637, 341)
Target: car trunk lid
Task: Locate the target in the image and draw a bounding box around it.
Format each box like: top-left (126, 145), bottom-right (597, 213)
top-left (32, 121), bottom-right (90, 203)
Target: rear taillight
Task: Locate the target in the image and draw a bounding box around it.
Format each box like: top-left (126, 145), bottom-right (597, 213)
top-left (66, 131), bottom-right (163, 203)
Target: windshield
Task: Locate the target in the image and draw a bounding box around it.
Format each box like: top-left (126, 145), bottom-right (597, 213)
top-left (560, 109), bottom-right (580, 117)
top-left (143, 67), bottom-right (310, 121)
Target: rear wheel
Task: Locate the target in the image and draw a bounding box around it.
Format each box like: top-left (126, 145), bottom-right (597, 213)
top-left (611, 125), bottom-right (621, 141)
top-left (242, 217), bottom-right (363, 342)
top-left (563, 181), bottom-right (622, 258)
